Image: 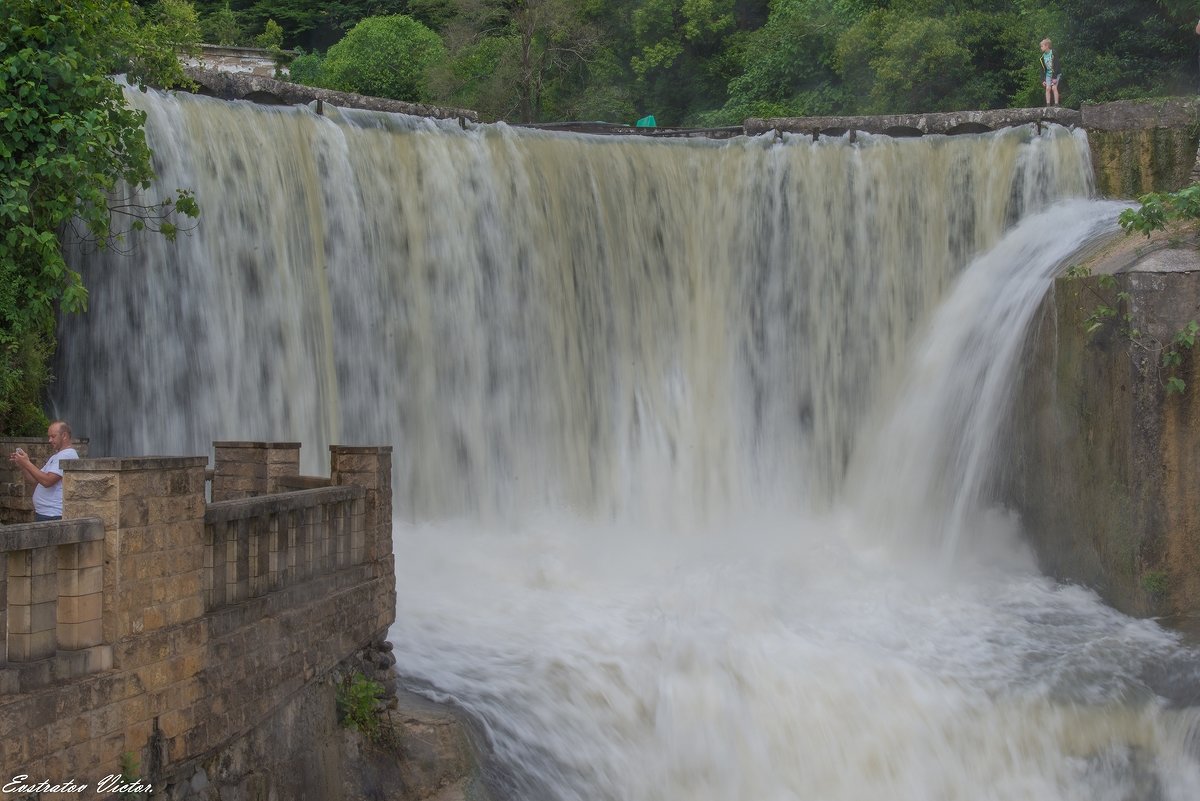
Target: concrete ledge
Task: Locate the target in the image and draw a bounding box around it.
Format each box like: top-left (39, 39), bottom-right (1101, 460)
top-left (328, 446), bottom-right (394, 454)
top-left (1082, 97), bottom-right (1200, 132)
top-left (746, 106), bottom-right (1080, 137)
top-left (65, 456), bottom-right (209, 472)
top-left (0, 517), bottom-right (105, 550)
top-left (275, 475), bottom-right (333, 490)
top-left (205, 485), bottom-right (364, 524)
top-left (214, 441), bottom-right (301, 449)
top-left (0, 645), bottom-right (113, 694)
top-left (184, 67), bottom-right (479, 122)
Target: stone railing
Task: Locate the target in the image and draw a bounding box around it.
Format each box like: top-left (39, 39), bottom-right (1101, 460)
top-left (0, 518), bottom-right (112, 692)
top-left (0, 437), bottom-right (89, 525)
top-left (204, 485), bottom-right (365, 610)
top-left (0, 441), bottom-right (395, 792)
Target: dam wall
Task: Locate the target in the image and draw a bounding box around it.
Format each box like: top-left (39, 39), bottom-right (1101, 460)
top-left (1001, 234), bottom-right (1200, 628)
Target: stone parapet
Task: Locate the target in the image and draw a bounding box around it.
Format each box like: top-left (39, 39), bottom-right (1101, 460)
top-left (0, 518), bottom-right (110, 694)
top-left (331, 446), bottom-right (394, 578)
top-left (0, 437), bottom-right (89, 525)
top-left (212, 441), bottom-right (301, 501)
top-left (0, 441), bottom-right (396, 795)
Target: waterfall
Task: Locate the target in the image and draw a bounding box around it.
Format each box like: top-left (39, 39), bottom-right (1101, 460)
top-left (56, 89), bottom-right (1200, 800)
top-left (60, 89), bottom-right (1090, 521)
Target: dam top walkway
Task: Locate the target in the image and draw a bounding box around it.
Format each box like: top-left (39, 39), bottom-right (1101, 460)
top-left (185, 67), bottom-right (1199, 144)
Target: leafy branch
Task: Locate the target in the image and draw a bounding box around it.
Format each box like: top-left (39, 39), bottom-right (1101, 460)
top-left (1118, 184), bottom-right (1200, 238)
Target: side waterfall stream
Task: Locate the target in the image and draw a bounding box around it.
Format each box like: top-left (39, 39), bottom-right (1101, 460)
top-left (58, 90), bottom-right (1200, 800)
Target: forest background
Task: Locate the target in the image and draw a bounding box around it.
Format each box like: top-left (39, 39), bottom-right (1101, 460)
top-left (196, 0), bottom-right (1200, 125)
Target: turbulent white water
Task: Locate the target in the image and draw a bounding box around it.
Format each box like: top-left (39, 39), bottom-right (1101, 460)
top-left (57, 90), bottom-right (1200, 800)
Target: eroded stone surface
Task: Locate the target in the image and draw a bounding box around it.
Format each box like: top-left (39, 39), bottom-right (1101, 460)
top-left (1001, 227), bottom-right (1200, 629)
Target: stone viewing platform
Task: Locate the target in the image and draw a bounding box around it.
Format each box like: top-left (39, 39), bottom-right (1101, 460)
top-left (0, 441), bottom-right (477, 799)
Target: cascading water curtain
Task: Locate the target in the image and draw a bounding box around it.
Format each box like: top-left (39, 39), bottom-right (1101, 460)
top-left (59, 89), bottom-right (1092, 523)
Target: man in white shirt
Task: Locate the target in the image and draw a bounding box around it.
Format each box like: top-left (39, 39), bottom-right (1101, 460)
top-left (9, 420), bottom-right (79, 521)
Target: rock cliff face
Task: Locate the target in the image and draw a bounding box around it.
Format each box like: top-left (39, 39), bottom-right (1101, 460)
top-left (1000, 228), bottom-right (1200, 631)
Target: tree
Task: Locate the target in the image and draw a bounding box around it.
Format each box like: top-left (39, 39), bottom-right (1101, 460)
top-left (704, 0), bottom-right (855, 124)
top-left (321, 14), bottom-right (446, 101)
top-left (202, 1), bottom-right (245, 44)
top-left (627, 0), bottom-right (738, 122)
top-left (235, 0), bottom-right (408, 50)
top-left (428, 0), bottom-right (606, 122)
top-left (0, 0), bottom-right (198, 433)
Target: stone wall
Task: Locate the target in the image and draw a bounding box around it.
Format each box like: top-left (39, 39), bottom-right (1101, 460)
top-left (1000, 232), bottom-right (1200, 628)
top-left (0, 438), bottom-right (89, 525)
top-left (181, 45), bottom-right (285, 79)
top-left (0, 442), bottom-right (396, 798)
top-left (1083, 98), bottom-right (1200, 199)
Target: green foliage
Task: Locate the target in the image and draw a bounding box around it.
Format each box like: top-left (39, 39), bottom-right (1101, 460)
top-left (1055, 0), bottom-right (1193, 104)
top-left (336, 673), bottom-right (385, 740)
top-left (256, 18), bottom-right (284, 51)
top-left (235, 0), bottom-right (408, 51)
top-left (429, 0), bottom-right (605, 122)
top-left (626, 0), bottom-right (736, 123)
top-left (1141, 570), bottom-right (1169, 597)
top-left (706, 0), bottom-right (848, 123)
top-left (202, 1), bottom-right (244, 45)
top-left (117, 750), bottom-right (149, 800)
top-left (321, 14), bottom-right (446, 101)
top-left (0, 0), bottom-right (198, 433)
top-left (1119, 184), bottom-right (1200, 238)
top-left (287, 48), bottom-right (326, 85)
top-left (839, 14), bottom-right (970, 113)
top-left (130, 0), bottom-right (204, 85)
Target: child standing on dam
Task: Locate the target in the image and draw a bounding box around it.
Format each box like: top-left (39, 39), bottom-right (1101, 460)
top-left (1040, 38), bottom-right (1061, 105)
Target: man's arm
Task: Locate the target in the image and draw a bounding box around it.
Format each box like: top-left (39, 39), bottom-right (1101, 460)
top-left (9, 453), bottom-right (62, 488)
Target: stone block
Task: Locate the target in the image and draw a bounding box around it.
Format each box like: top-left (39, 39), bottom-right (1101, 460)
top-left (65, 472), bottom-right (117, 501)
top-left (9, 599), bottom-right (57, 634)
top-left (84, 644), bottom-right (113, 671)
top-left (7, 573), bottom-right (31, 605)
top-left (58, 592), bottom-right (103, 625)
top-left (159, 707), bottom-right (192, 739)
top-left (122, 718), bottom-right (155, 755)
top-left (8, 628), bottom-right (55, 661)
top-left (50, 649), bottom-right (90, 682)
top-left (58, 563), bottom-right (103, 596)
top-left (141, 604), bottom-right (166, 632)
top-left (8, 548), bottom-right (32, 578)
top-left (118, 497), bottom-right (150, 527)
top-left (118, 629), bottom-right (171, 668)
